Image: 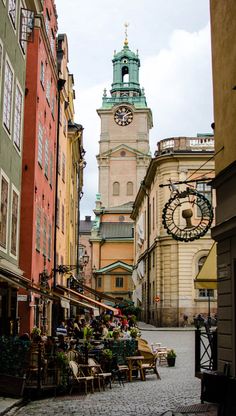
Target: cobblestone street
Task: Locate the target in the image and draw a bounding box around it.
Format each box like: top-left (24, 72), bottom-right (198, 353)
top-left (10, 325), bottom-right (207, 416)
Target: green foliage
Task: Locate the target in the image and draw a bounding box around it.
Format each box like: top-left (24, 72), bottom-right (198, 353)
top-left (122, 305), bottom-right (142, 318)
top-left (0, 336), bottom-right (31, 377)
top-left (167, 349), bottom-right (176, 358)
top-left (83, 325), bottom-right (93, 339)
top-left (129, 327), bottom-right (140, 338)
top-left (31, 326), bottom-right (41, 336)
top-left (101, 348), bottom-right (113, 360)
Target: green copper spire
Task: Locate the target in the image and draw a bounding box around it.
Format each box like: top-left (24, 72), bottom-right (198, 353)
top-left (101, 25), bottom-right (147, 109)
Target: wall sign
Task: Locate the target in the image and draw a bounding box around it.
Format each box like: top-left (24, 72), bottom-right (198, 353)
top-left (162, 188), bottom-right (214, 242)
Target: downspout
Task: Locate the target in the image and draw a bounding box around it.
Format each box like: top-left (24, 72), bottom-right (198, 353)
top-left (53, 78), bottom-right (65, 289)
top-left (141, 181), bottom-right (150, 324)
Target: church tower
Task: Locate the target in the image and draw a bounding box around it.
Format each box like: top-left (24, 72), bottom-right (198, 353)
top-left (97, 30), bottom-right (153, 208)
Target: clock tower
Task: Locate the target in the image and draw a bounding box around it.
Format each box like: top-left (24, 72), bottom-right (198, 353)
top-left (97, 34), bottom-right (153, 208)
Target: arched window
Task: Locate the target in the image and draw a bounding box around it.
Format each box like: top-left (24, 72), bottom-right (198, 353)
top-left (198, 256), bottom-right (207, 272)
top-left (127, 181), bottom-right (133, 195)
top-left (113, 182), bottom-right (120, 195)
top-left (122, 66), bottom-right (129, 83)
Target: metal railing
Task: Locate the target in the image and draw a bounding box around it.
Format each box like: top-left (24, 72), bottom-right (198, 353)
top-left (195, 327), bottom-right (217, 376)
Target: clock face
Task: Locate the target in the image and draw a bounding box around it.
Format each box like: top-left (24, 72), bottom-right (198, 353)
top-left (114, 106), bottom-right (133, 126)
top-left (162, 188), bottom-right (214, 242)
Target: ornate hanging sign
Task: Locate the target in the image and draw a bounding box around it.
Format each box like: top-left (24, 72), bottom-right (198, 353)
top-left (162, 187), bottom-right (214, 242)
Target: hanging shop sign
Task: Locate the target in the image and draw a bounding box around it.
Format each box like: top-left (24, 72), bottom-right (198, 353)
top-left (162, 187), bottom-right (214, 242)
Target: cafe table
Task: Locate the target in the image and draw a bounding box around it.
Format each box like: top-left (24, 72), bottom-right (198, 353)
top-left (126, 355), bottom-right (145, 382)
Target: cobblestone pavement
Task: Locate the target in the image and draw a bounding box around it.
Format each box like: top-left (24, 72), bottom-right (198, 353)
top-left (9, 324), bottom-right (217, 416)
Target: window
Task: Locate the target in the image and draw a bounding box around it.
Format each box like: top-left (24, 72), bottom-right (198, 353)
top-left (36, 207), bottom-right (41, 251)
top-left (46, 79), bottom-right (51, 103)
top-left (13, 84), bottom-right (23, 150)
top-left (198, 256), bottom-right (207, 272)
top-left (113, 181), bottom-right (120, 196)
top-left (196, 182), bottom-right (212, 217)
top-left (45, 11), bottom-right (50, 37)
top-left (43, 215), bottom-right (47, 256)
top-left (44, 138), bottom-right (49, 178)
top-left (0, 174), bottom-right (9, 250)
top-left (61, 204), bottom-right (64, 233)
top-left (51, 97), bottom-right (54, 117)
top-left (116, 277), bottom-right (123, 288)
top-left (127, 181), bottom-right (133, 196)
top-left (10, 188), bottom-right (19, 257)
top-left (97, 277), bottom-right (102, 288)
top-left (37, 123), bottom-right (43, 166)
top-left (40, 62), bottom-right (45, 87)
top-left (62, 153), bottom-right (65, 182)
top-left (8, 0), bottom-right (16, 28)
top-left (198, 289), bottom-right (214, 298)
top-left (3, 60), bottom-right (13, 133)
top-left (48, 223), bottom-right (51, 260)
top-left (50, 30), bottom-right (54, 55)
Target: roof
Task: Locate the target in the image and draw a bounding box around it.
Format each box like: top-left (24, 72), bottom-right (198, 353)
top-left (80, 219), bottom-right (93, 233)
top-left (100, 222), bottom-right (134, 239)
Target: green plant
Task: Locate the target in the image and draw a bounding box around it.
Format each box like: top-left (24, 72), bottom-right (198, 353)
top-left (167, 349), bottom-right (176, 358)
top-left (31, 326), bottom-right (41, 336)
top-left (102, 348), bottom-right (113, 360)
top-left (130, 327), bottom-right (140, 339)
top-left (83, 325), bottom-right (93, 339)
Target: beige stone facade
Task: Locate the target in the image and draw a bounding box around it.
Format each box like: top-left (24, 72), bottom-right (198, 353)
top-left (131, 136), bottom-right (217, 327)
top-left (97, 105), bottom-right (152, 208)
top-left (210, 0), bottom-right (236, 376)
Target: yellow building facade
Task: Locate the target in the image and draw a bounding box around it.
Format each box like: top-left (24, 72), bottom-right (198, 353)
top-left (131, 136), bottom-right (216, 326)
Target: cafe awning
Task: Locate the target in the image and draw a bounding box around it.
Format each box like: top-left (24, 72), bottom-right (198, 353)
top-left (65, 287), bottom-right (119, 315)
top-left (194, 242), bottom-right (217, 290)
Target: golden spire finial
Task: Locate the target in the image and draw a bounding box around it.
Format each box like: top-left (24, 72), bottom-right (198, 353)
top-left (124, 22), bottom-right (129, 46)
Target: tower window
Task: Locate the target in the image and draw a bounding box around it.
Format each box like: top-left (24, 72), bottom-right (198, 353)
top-left (120, 151), bottom-right (126, 157)
top-left (127, 181), bottom-right (133, 196)
top-left (122, 66), bottom-right (129, 83)
top-left (113, 182), bottom-right (120, 196)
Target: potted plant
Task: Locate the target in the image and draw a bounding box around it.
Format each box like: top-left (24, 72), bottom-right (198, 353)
top-left (130, 327), bottom-right (140, 339)
top-left (112, 327), bottom-right (120, 340)
top-left (167, 349), bottom-right (176, 367)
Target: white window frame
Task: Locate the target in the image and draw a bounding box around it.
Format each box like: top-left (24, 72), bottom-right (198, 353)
top-left (44, 138), bottom-right (49, 178)
top-left (9, 184), bottom-right (20, 259)
top-left (37, 123), bottom-right (43, 167)
top-left (0, 170), bottom-right (10, 254)
top-left (36, 206), bottom-right (41, 252)
top-left (0, 39), bottom-right (3, 102)
top-left (19, 1), bottom-right (28, 56)
top-left (8, 0), bottom-right (17, 31)
top-left (40, 61), bottom-right (45, 88)
top-left (2, 55), bottom-right (14, 136)
top-left (13, 80), bottom-right (24, 153)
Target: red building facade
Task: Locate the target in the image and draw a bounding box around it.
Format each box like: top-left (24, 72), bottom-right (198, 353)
top-left (19, 0), bottom-right (58, 335)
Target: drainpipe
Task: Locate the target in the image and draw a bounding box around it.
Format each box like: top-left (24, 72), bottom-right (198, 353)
top-left (53, 78), bottom-right (66, 289)
top-left (141, 181), bottom-right (150, 324)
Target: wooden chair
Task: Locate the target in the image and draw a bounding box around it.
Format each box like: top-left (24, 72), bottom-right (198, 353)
top-left (68, 360), bottom-right (94, 395)
top-left (87, 358), bottom-right (112, 390)
top-left (137, 338), bottom-right (161, 379)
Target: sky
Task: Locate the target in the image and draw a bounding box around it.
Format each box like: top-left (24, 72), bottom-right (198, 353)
top-left (56, 0), bottom-right (213, 220)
